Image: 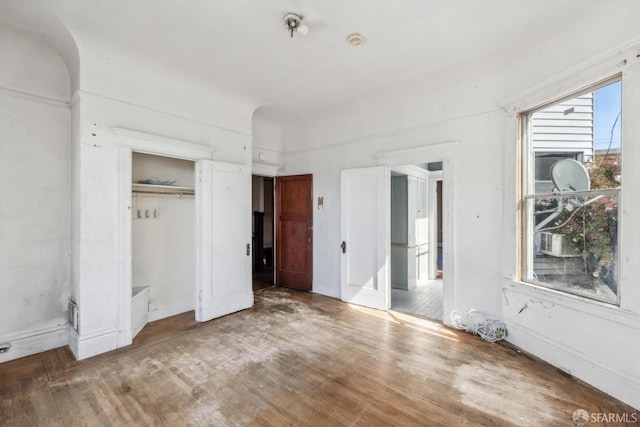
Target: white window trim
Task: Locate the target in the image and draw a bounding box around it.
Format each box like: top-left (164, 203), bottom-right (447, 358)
top-left (502, 42), bottom-right (640, 314)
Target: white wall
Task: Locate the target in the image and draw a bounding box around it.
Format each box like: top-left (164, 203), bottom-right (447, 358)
top-left (0, 23), bottom-right (71, 362)
top-left (281, 34), bottom-right (640, 411)
top-left (251, 109), bottom-right (284, 170)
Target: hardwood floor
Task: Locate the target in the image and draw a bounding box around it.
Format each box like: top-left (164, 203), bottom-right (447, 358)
top-left (392, 280), bottom-right (443, 321)
top-left (1, 287), bottom-right (636, 426)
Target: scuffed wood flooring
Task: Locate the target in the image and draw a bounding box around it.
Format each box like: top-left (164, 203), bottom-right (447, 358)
top-left (0, 287), bottom-right (637, 426)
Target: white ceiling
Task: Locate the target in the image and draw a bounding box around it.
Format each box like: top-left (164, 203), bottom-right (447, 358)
top-left (0, 0), bottom-right (628, 118)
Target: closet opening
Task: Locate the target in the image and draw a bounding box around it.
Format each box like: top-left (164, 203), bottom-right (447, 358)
top-left (131, 152), bottom-right (196, 338)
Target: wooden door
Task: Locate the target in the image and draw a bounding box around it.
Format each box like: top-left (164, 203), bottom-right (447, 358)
top-left (195, 160), bottom-right (252, 322)
top-left (341, 166), bottom-right (390, 310)
top-left (276, 174), bottom-right (313, 290)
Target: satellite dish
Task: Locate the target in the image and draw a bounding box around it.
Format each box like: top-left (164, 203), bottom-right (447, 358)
top-left (550, 159), bottom-right (590, 205)
top-left (551, 159), bottom-right (590, 192)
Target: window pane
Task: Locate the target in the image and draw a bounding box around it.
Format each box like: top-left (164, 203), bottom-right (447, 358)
top-left (529, 194), bottom-right (618, 304)
top-left (524, 78), bottom-right (621, 304)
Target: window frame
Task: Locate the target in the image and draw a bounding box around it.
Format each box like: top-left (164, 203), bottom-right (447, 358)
top-left (519, 75), bottom-right (622, 305)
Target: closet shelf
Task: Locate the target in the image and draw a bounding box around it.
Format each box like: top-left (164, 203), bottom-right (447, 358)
top-left (132, 183), bottom-right (194, 195)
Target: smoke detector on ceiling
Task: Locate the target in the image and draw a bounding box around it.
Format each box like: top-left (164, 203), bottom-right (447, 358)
top-left (348, 33), bottom-right (364, 46)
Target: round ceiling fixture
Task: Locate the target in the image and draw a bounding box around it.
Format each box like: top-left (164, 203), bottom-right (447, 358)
top-left (348, 33), bottom-right (364, 46)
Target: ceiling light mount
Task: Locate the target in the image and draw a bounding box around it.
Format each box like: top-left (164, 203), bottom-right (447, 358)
top-left (284, 13), bottom-right (308, 38)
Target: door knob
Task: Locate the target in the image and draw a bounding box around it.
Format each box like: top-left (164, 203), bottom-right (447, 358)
top-left (341, 241), bottom-right (346, 254)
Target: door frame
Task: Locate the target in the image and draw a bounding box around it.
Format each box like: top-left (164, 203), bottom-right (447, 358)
top-left (114, 128), bottom-right (216, 348)
top-left (428, 170), bottom-right (443, 280)
top-left (251, 165), bottom-right (279, 287)
top-left (375, 142), bottom-right (458, 326)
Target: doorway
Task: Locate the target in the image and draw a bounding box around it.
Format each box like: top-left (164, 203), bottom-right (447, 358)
top-left (252, 175), bottom-right (275, 291)
top-left (389, 162), bottom-right (444, 321)
top-left (275, 174), bottom-right (313, 291)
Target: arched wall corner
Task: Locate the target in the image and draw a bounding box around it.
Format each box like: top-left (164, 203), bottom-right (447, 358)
top-left (0, 0), bottom-right (80, 97)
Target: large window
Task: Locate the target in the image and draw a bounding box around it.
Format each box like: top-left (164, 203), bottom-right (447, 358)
top-left (522, 78), bottom-right (621, 304)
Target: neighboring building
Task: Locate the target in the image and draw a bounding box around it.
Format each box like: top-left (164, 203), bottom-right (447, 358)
top-left (532, 93), bottom-right (594, 193)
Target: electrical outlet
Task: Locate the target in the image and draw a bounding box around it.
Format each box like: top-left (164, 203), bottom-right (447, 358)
top-left (0, 343), bottom-right (11, 353)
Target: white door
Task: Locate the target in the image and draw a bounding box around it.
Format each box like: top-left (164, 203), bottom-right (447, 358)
top-left (340, 166), bottom-right (390, 310)
top-left (195, 160), bottom-right (252, 322)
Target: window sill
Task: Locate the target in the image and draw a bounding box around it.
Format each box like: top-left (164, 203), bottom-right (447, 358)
top-left (502, 278), bottom-right (640, 328)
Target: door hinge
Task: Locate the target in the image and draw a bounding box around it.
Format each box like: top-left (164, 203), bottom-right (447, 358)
top-left (246, 243), bottom-right (251, 256)
top-left (341, 241), bottom-right (346, 254)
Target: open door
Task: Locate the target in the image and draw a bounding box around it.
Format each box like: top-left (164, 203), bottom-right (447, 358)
top-left (195, 160), bottom-right (252, 322)
top-left (341, 166), bottom-right (390, 310)
top-left (276, 174), bottom-right (313, 290)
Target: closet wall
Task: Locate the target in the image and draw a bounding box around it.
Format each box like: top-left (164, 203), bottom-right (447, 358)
top-left (132, 153), bottom-right (195, 323)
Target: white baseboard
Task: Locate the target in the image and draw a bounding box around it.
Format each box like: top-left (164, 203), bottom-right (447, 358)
top-left (148, 300), bottom-right (195, 322)
top-left (70, 327), bottom-right (119, 360)
top-left (0, 323), bottom-right (68, 363)
top-left (507, 322), bottom-right (640, 410)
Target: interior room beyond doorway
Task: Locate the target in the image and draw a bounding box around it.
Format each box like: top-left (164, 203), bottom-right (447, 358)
top-left (390, 162), bottom-right (443, 321)
top-left (252, 175), bottom-right (274, 291)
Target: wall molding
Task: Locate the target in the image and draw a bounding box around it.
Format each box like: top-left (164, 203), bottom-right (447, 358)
top-left (76, 90), bottom-right (252, 137)
top-left (0, 323), bottom-right (68, 364)
top-left (72, 327), bottom-right (119, 360)
top-left (0, 85), bottom-right (69, 109)
top-left (376, 141), bottom-right (460, 166)
top-left (284, 110), bottom-right (498, 156)
top-left (113, 127), bottom-right (217, 160)
top-left (252, 163), bottom-right (281, 177)
top-left (500, 38), bottom-right (640, 113)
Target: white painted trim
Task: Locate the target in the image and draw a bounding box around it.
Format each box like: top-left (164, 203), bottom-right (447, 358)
top-left (0, 85), bottom-right (70, 109)
top-left (147, 300), bottom-right (195, 322)
top-left (113, 127), bottom-right (216, 160)
top-left (72, 328), bottom-right (119, 360)
top-left (285, 111), bottom-right (497, 156)
top-left (390, 164), bottom-right (430, 179)
top-left (81, 90), bottom-right (251, 137)
top-left (117, 146), bottom-right (133, 348)
top-left (0, 323), bottom-right (68, 364)
top-left (252, 163), bottom-right (281, 177)
top-left (375, 141), bottom-right (460, 165)
top-left (253, 145), bottom-right (283, 154)
top-left (503, 279), bottom-right (640, 329)
top-left (506, 322), bottom-right (640, 410)
top-left (500, 39), bottom-right (640, 113)
top-left (428, 171), bottom-right (443, 281)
